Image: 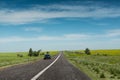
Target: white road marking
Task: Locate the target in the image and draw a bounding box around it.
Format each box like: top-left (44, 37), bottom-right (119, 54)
top-left (31, 53), bottom-right (61, 80)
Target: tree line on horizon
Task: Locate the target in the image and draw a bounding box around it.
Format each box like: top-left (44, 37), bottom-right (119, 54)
top-left (27, 48), bottom-right (91, 57)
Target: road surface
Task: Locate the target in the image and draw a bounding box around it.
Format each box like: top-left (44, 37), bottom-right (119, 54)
top-left (0, 52), bottom-right (91, 80)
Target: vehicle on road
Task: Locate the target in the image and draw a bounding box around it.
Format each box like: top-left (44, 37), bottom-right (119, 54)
top-left (44, 52), bottom-right (51, 60)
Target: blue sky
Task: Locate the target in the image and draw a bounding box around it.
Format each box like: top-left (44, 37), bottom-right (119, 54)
top-left (0, 0), bottom-right (120, 52)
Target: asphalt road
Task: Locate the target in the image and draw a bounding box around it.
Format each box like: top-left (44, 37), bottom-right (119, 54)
top-left (0, 52), bottom-right (91, 80)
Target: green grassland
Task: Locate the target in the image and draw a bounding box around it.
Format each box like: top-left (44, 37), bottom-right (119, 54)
top-left (64, 49), bottom-right (120, 80)
top-left (0, 51), bottom-right (58, 68)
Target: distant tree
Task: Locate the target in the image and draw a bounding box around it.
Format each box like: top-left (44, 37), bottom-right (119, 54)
top-left (28, 48), bottom-right (33, 57)
top-left (33, 51), bottom-right (37, 56)
top-left (37, 49), bottom-right (41, 54)
top-left (85, 48), bottom-right (91, 55)
top-left (28, 48), bottom-right (42, 57)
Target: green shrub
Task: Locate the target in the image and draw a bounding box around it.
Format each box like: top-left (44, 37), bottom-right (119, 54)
top-left (17, 54), bottom-right (23, 57)
top-left (100, 73), bottom-right (105, 78)
top-left (94, 68), bottom-right (100, 74)
top-left (110, 76), bottom-right (115, 78)
top-left (110, 68), bottom-right (114, 74)
top-left (103, 54), bottom-right (108, 56)
top-left (117, 76), bottom-right (120, 79)
top-left (40, 52), bottom-right (45, 55)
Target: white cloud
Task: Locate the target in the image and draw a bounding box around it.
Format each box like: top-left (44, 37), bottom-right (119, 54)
top-left (0, 37), bottom-right (28, 43)
top-left (0, 34), bottom-right (90, 43)
top-left (0, 30), bottom-right (120, 51)
top-left (0, 4), bottom-right (120, 24)
top-left (64, 34), bottom-right (90, 39)
top-left (0, 36), bottom-right (55, 43)
top-left (24, 27), bottom-right (42, 32)
top-left (89, 29), bottom-right (120, 38)
top-left (106, 29), bottom-right (120, 37)
top-left (0, 29), bottom-right (120, 43)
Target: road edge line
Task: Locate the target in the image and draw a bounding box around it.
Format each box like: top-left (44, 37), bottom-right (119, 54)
top-left (31, 53), bottom-right (61, 80)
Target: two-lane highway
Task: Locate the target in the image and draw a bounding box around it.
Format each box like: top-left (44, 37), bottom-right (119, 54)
top-left (0, 52), bottom-right (91, 80)
top-left (37, 53), bottom-right (91, 80)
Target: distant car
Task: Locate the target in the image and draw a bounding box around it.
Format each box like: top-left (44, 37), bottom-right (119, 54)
top-left (44, 53), bottom-right (51, 60)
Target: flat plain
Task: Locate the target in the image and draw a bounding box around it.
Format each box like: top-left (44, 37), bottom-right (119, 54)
top-left (64, 49), bottom-right (120, 80)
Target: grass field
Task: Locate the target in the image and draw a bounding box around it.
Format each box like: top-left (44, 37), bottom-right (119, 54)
top-left (0, 51), bottom-right (58, 68)
top-left (64, 49), bottom-right (120, 80)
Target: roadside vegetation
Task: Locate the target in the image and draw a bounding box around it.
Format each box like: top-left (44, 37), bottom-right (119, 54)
top-left (0, 49), bottom-right (58, 68)
top-left (64, 49), bottom-right (120, 80)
